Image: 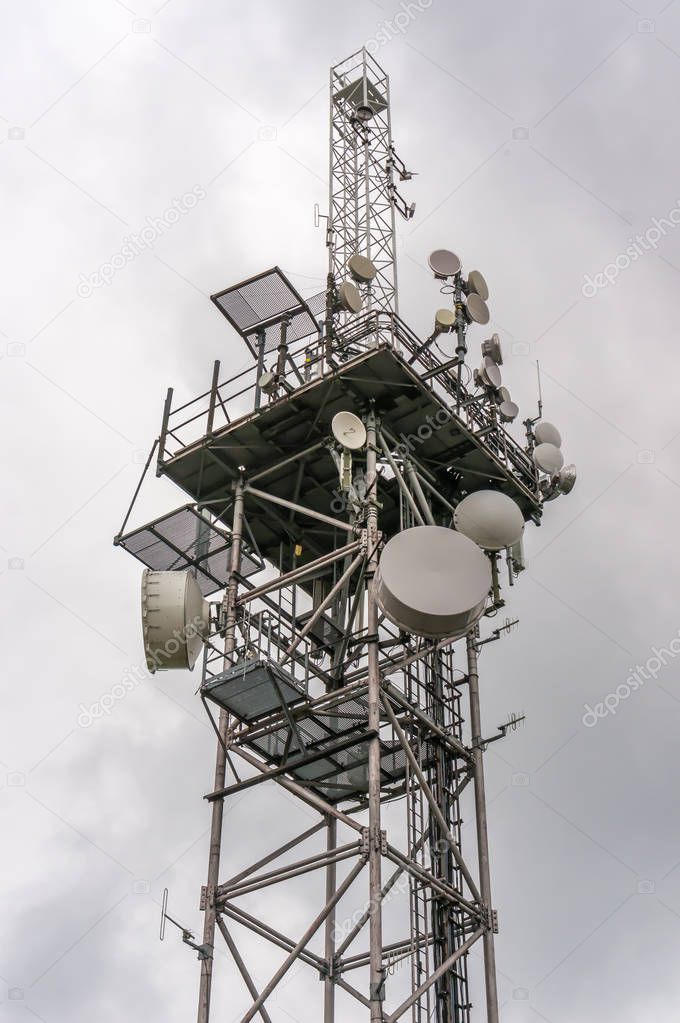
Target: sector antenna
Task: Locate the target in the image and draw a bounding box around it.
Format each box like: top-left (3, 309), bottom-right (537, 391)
top-left (114, 46), bottom-right (576, 1023)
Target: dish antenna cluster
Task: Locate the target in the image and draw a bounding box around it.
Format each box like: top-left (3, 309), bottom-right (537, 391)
top-left (532, 421), bottom-right (576, 500)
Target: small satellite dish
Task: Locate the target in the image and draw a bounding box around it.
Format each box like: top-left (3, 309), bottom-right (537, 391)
top-left (141, 570), bottom-right (210, 673)
top-left (533, 442), bottom-right (564, 475)
top-left (348, 253), bottom-right (377, 283)
top-left (332, 410), bottom-right (366, 451)
top-left (534, 421), bottom-right (562, 448)
top-left (337, 281), bottom-right (363, 314)
top-left (465, 293), bottom-right (490, 325)
top-left (428, 249), bottom-right (461, 279)
top-left (454, 490), bottom-right (524, 551)
top-left (478, 356), bottom-right (502, 389)
top-left (376, 526), bottom-right (491, 639)
top-left (258, 371), bottom-right (277, 394)
top-left (481, 333), bottom-right (503, 365)
top-left (558, 463), bottom-right (577, 495)
top-left (497, 385), bottom-right (511, 404)
top-left (499, 400), bottom-right (519, 423)
top-left (434, 308), bottom-right (456, 334)
top-left (467, 270), bottom-right (489, 301)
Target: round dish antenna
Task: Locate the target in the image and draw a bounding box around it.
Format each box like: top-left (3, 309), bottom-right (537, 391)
top-left (534, 421), bottom-right (562, 448)
top-left (467, 269), bottom-right (489, 301)
top-left (337, 281), bottom-right (363, 313)
top-left (558, 463), bottom-right (577, 495)
top-left (348, 253), bottom-right (377, 283)
top-left (478, 356), bottom-right (502, 389)
top-left (141, 570), bottom-right (210, 673)
top-left (533, 442), bottom-right (564, 475)
top-left (499, 400), bottom-right (519, 423)
top-left (428, 249), bottom-right (461, 279)
top-left (498, 385), bottom-right (511, 404)
top-left (481, 333), bottom-right (503, 365)
top-left (454, 490), bottom-right (524, 551)
top-left (434, 308), bottom-right (456, 334)
top-left (376, 526), bottom-right (491, 639)
top-left (465, 293), bottom-right (490, 325)
top-left (331, 410), bottom-right (367, 451)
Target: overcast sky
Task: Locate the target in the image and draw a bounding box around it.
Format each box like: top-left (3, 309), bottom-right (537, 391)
top-left (2, 1), bottom-right (680, 1020)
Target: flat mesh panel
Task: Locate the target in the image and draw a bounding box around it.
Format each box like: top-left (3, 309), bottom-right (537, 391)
top-left (211, 268), bottom-right (319, 356)
top-left (203, 659), bottom-right (307, 722)
top-left (118, 505), bottom-right (261, 595)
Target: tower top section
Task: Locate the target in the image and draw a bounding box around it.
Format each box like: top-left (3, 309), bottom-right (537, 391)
top-left (328, 48), bottom-right (414, 317)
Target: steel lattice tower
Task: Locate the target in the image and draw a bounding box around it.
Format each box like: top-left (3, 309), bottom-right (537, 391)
top-left (115, 45), bottom-right (569, 1023)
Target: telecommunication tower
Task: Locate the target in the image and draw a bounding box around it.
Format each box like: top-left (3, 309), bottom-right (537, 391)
top-left (115, 47), bottom-right (575, 1023)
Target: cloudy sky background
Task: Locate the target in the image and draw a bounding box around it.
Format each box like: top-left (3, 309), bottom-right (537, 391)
top-left (2, 0), bottom-right (680, 1020)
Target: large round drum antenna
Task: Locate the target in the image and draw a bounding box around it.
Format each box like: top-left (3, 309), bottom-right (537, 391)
top-left (141, 570), bottom-right (210, 673)
top-left (534, 421), bottom-right (562, 448)
top-left (533, 442), bottom-right (564, 475)
top-left (332, 410), bottom-right (366, 450)
top-left (465, 293), bottom-right (490, 325)
top-left (467, 269), bottom-right (489, 301)
top-left (434, 308), bottom-right (456, 334)
top-left (348, 253), bottom-right (377, 283)
top-left (428, 249), bottom-right (461, 279)
top-left (376, 526), bottom-right (491, 639)
top-left (454, 490), bottom-right (524, 551)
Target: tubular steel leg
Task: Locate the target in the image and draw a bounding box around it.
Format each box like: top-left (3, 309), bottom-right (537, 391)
top-left (323, 816), bottom-right (337, 1023)
top-left (466, 633), bottom-right (499, 1023)
top-left (365, 410), bottom-right (384, 1020)
top-left (197, 481), bottom-right (244, 1023)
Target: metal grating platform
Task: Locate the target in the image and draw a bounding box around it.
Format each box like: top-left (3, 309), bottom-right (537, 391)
top-left (115, 504), bottom-right (262, 595)
top-left (203, 663), bottom-right (435, 803)
top-left (210, 267), bottom-right (320, 358)
top-left (203, 658), bottom-right (308, 722)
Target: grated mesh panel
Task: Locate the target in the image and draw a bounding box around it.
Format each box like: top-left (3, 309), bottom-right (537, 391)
top-left (211, 268), bottom-right (320, 357)
top-left (118, 504), bottom-right (261, 595)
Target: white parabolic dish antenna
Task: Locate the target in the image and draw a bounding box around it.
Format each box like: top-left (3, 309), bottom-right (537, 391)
top-left (332, 410), bottom-right (366, 450)
top-left (466, 293), bottom-right (490, 325)
top-left (479, 356), bottom-right (502, 389)
top-left (533, 442), bottom-right (564, 475)
top-left (428, 249), bottom-right (461, 278)
top-left (338, 281), bottom-right (363, 313)
top-left (467, 269), bottom-right (489, 301)
top-left (376, 526), bottom-right (491, 639)
top-left (141, 569), bottom-right (209, 673)
top-left (534, 421), bottom-right (562, 448)
top-left (454, 490), bottom-right (524, 551)
top-left (348, 253), bottom-right (377, 283)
